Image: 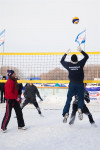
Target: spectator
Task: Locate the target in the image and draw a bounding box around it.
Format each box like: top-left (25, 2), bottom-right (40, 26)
top-left (0, 76), bottom-right (6, 103)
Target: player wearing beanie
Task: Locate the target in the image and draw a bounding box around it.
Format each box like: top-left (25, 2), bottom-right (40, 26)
top-left (1, 70), bottom-right (26, 133)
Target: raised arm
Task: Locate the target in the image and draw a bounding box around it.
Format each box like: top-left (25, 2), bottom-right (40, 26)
top-left (60, 49), bottom-right (71, 70)
top-left (81, 50), bottom-right (89, 60)
top-left (77, 46), bottom-right (89, 59)
top-left (60, 53), bottom-right (67, 64)
top-left (77, 46), bottom-right (89, 66)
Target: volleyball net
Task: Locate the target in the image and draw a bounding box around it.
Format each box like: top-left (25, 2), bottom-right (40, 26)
top-left (0, 52), bottom-right (100, 84)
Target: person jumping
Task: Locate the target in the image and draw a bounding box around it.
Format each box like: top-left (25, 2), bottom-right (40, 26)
top-left (69, 83), bottom-right (96, 126)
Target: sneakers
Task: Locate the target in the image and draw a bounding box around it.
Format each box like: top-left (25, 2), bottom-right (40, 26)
top-left (78, 108), bottom-right (83, 120)
top-left (69, 116), bottom-right (75, 125)
top-left (63, 113), bottom-right (69, 123)
top-left (1, 129), bottom-right (7, 133)
top-left (91, 122), bottom-right (97, 127)
top-left (18, 126), bottom-right (27, 130)
top-left (40, 114), bottom-right (44, 117)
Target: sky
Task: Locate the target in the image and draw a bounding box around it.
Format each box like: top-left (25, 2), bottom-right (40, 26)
top-left (0, 0), bottom-right (100, 52)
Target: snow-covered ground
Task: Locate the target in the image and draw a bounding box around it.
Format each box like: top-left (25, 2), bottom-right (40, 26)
top-left (0, 94), bottom-right (100, 150)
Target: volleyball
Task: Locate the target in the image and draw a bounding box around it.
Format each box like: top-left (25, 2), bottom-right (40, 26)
top-left (72, 17), bottom-right (79, 24)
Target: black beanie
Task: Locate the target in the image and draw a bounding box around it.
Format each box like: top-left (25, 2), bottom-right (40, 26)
top-left (7, 70), bottom-right (15, 77)
top-left (71, 54), bottom-right (78, 62)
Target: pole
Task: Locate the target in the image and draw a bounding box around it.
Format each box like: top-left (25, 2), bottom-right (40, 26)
top-left (2, 43), bottom-right (4, 66)
top-left (84, 28), bottom-right (86, 51)
top-left (1, 43), bottom-right (4, 75)
top-left (0, 29), bottom-right (5, 75)
top-left (84, 41), bottom-right (85, 51)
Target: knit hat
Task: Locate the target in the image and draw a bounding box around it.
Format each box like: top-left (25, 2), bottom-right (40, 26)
top-left (7, 70), bottom-right (15, 77)
top-left (71, 54), bottom-right (78, 62)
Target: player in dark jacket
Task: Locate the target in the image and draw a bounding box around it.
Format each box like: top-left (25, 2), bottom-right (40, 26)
top-left (60, 46), bottom-right (89, 123)
top-left (0, 76), bottom-right (6, 103)
top-left (21, 83), bottom-right (43, 116)
top-left (69, 83), bottom-right (95, 126)
top-left (15, 78), bottom-right (23, 103)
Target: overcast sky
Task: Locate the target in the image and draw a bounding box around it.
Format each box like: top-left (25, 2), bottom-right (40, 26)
top-left (0, 0), bottom-right (100, 52)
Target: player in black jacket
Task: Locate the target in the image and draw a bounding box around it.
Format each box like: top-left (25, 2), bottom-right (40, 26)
top-left (0, 76), bottom-right (6, 103)
top-left (69, 83), bottom-right (95, 125)
top-left (21, 83), bottom-right (43, 116)
top-left (15, 78), bottom-right (23, 103)
top-left (60, 46), bottom-right (89, 123)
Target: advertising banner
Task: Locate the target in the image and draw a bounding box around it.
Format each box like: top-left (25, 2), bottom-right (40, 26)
top-left (86, 87), bottom-right (100, 100)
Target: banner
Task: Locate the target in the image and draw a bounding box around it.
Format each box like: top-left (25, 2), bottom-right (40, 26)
top-left (75, 30), bottom-right (86, 46)
top-left (0, 29), bottom-right (5, 46)
top-left (86, 87), bottom-right (100, 100)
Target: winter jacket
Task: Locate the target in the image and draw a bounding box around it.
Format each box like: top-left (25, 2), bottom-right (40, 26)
top-left (60, 51), bottom-right (89, 83)
top-left (0, 83), bottom-right (5, 91)
top-left (24, 84), bottom-right (42, 100)
top-left (5, 78), bottom-right (18, 99)
top-left (18, 83), bottom-right (23, 96)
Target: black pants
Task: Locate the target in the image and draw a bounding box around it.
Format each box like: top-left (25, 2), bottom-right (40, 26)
top-left (21, 98), bottom-right (41, 114)
top-left (69, 103), bottom-right (95, 124)
top-left (1, 90), bottom-right (5, 103)
top-left (1, 99), bottom-right (25, 130)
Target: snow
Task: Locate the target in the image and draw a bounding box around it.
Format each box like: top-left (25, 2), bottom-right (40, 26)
top-left (0, 94), bottom-right (100, 150)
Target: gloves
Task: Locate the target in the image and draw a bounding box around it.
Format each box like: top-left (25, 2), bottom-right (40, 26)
top-left (16, 97), bottom-right (21, 103)
top-left (85, 97), bottom-right (90, 103)
top-left (66, 49), bottom-right (71, 54)
top-left (77, 46), bottom-right (82, 52)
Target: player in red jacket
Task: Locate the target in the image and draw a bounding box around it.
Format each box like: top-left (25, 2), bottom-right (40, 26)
top-left (1, 70), bottom-right (26, 133)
